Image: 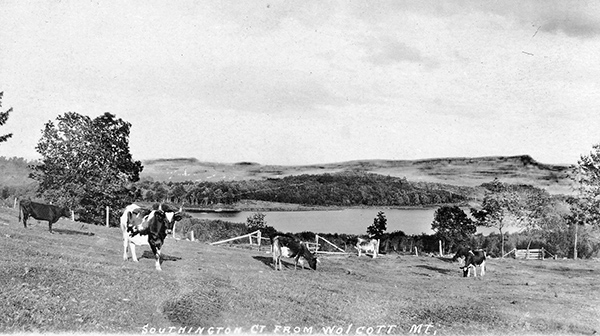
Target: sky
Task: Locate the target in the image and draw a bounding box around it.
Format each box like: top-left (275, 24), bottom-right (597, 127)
top-left (1, 0), bottom-right (599, 166)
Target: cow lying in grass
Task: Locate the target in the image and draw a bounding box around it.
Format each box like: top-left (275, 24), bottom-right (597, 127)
top-left (355, 238), bottom-right (379, 258)
top-left (271, 234), bottom-right (318, 271)
top-left (453, 247), bottom-right (486, 277)
top-left (120, 203), bottom-right (182, 271)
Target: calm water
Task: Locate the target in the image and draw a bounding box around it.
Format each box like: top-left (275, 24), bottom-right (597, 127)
top-left (188, 208), bottom-right (503, 235)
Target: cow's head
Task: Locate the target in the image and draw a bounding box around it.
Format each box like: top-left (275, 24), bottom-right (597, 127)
top-left (164, 211), bottom-right (183, 229)
top-left (62, 207), bottom-right (72, 218)
top-left (144, 210), bottom-right (171, 237)
top-left (307, 253), bottom-right (318, 270)
top-left (158, 204), bottom-right (183, 230)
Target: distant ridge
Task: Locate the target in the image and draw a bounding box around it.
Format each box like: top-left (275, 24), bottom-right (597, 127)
top-left (140, 155), bottom-right (573, 194)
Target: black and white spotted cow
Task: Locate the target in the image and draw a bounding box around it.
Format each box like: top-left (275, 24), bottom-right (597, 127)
top-left (271, 234), bottom-right (318, 271)
top-left (355, 238), bottom-right (379, 258)
top-left (120, 203), bottom-right (183, 271)
top-left (453, 247), bottom-right (486, 277)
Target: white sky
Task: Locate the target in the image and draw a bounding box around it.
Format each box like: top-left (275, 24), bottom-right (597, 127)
top-left (1, 0), bottom-right (599, 165)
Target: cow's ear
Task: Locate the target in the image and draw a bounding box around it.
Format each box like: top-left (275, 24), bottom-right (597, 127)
top-left (173, 213), bottom-right (183, 221)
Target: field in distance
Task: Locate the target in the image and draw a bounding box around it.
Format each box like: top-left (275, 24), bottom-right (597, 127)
top-left (0, 206), bottom-right (598, 334)
top-left (142, 155), bottom-right (572, 194)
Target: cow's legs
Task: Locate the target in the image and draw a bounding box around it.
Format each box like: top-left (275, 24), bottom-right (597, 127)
top-left (154, 249), bottom-right (162, 271)
top-left (155, 250), bottom-right (162, 271)
top-left (480, 261), bottom-right (486, 276)
top-left (48, 221), bottom-right (53, 234)
top-left (129, 242), bottom-right (139, 262)
top-left (150, 244), bottom-right (162, 271)
top-left (122, 237), bottom-right (129, 261)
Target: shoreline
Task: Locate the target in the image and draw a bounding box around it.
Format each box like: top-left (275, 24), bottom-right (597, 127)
top-left (183, 200), bottom-right (466, 213)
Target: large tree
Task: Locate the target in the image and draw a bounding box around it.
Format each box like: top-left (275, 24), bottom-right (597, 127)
top-left (569, 147), bottom-right (600, 258)
top-left (471, 179), bottom-right (520, 258)
top-left (0, 92), bottom-right (13, 144)
top-left (431, 205), bottom-right (476, 253)
top-left (31, 112), bottom-right (143, 225)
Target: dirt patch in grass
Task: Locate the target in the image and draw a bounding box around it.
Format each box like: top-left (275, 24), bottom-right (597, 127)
top-left (162, 277), bottom-right (230, 327)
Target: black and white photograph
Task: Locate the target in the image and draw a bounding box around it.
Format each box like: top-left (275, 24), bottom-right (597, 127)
top-left (1, 1), bottom-right (599, 335)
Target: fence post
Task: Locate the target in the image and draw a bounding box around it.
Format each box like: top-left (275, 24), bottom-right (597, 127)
top-left (106, 206), bottom-right (110, 227)
top-left (13, 198), bottom-right (17, 209)
top-left (190, 230), bottom-right (195, 242)
top-left (257, 231), bottom-right (261, 251)
top-left (414, 246), bottom-right (418, 256)
top-left (541, 247), bottom-right (545, 260)
top-left (439, 240), bottom-right (443, 257)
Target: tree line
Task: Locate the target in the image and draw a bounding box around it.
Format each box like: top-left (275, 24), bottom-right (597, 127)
top-left (429, 179), bottom-right (600, 259)
top-left (177, 209), bottom-right (600, 259)
top-left (134, 173), bottom-right (471, 207)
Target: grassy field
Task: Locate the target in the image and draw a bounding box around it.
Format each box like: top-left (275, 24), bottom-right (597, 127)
top-left (1, 206), bottom-right (598, 335)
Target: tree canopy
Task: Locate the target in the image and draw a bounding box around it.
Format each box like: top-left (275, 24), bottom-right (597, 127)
top-left (31, 112), bottom-right (142, 225)
top-left (471, 179), bottom-right (522, 257)
top-left (568, 145), bottom-right (600, 258)
top-left (0, 92), bottom-right (13, 144)
top-left (431, 205), bottom-right (476, 253)
top-left (367, 211), bottom-right (387, 238)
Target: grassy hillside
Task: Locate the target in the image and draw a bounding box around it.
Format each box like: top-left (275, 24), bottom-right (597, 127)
top-left (1, 206), bottom-right (598, 334)
top-left (141, 155), bottom-right (572, 194)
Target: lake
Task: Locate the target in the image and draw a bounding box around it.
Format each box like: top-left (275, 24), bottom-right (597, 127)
top-left (188, 208), bottom-right (506, 235)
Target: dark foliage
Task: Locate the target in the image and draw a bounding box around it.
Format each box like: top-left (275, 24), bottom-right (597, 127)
top-left (0, 92), bottom-right (13, 144)
top-left (30, 112), bottom-right (142, 225)
top-left (133, 172), bottom-right (470, 207)
top-left (431, 206), bottom-right (476, 253)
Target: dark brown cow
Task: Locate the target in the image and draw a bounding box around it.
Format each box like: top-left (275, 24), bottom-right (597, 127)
top-left (19, 200), bottom-right (71, 234)
top-left (271, 234), bottom-right (317, 271)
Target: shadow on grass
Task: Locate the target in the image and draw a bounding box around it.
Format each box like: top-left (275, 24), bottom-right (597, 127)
top-left (415, 264), bottom-right (455, 275)
top-left (253, 255), bottom-right (303, 270)
top-left (141, 250), bottom-right (183, 262)
top-left (53, 228), bottom-right (95, 236)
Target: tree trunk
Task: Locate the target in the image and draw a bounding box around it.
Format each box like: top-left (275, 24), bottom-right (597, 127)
top-left (500, 228), bottom-right (505, 258)
top-left (574, 222), bottom-right (578, 260)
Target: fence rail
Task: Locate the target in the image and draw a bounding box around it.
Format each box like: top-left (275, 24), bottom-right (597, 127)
top-left (504, 248), bottom-right (546, 260)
